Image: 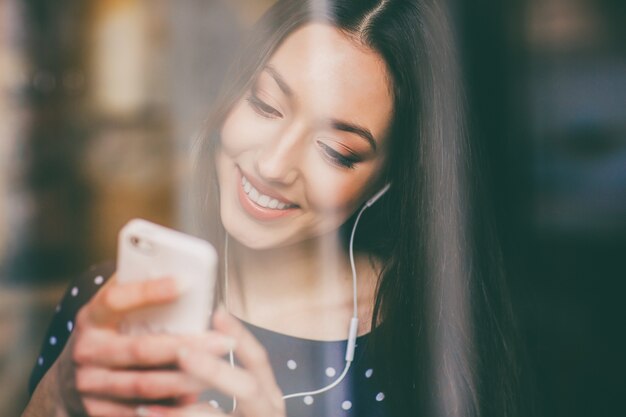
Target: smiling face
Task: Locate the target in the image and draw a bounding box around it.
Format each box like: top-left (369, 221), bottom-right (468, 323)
top-left (216, 23), bottom-right (394, 250)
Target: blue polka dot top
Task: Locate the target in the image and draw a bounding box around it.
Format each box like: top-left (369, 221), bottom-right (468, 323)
top-left (29, 262), bottom-right (389, 416)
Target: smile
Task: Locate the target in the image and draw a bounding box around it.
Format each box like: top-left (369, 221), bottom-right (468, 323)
top-left (236, 168), bottom-right (299, 221)
top-left (241, 175), bottom-right (297, 209)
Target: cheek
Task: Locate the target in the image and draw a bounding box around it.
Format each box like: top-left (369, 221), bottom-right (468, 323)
top-left (305, 153), bottom-right (388, 217)
top-left (220, 104), bottom-right (249, 155)
top-left (220, 101), bottom-right (277, 156)
top-left (305, 171), bottom-right (372, 215)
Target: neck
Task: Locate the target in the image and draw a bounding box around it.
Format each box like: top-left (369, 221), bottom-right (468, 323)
top-left (224, 233), bottom-right (379, 340)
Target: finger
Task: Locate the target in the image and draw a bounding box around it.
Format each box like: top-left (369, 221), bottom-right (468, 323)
top-left (85, 276), bottom-right (182, 326)
top-left (73, 329), bottom-right (236, 368)
top-left (75, 367), bottom-right (207, 400)
top-left (82, 396), bottom-right (138, 417)
top-left (177, 348), bottom-right (285, 417)
top-left (177, 349), bottom-right (261, 403)
top-left (211, 308), bottom-right (283, 400)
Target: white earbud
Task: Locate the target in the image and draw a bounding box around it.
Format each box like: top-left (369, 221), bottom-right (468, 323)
top-left (365, 183), bottom-right (391, 207)
top-left (224, 181), bottom-right (393, 407)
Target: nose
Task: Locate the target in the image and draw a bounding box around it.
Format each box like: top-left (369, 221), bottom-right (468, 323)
top-left (255, 123), bottom-right (306, 185)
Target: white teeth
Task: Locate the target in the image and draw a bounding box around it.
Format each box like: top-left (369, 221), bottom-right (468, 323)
top-left (258, 195), bottom-right (270, 207)
top-left (241, 175), bottom-right (294, 210)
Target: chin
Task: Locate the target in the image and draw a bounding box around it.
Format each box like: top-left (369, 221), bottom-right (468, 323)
top-left (219, 206), bottom-right (286, 251)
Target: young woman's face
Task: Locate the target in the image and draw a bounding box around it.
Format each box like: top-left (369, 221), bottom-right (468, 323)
top-left (216, 23), bottom-right (393, 249)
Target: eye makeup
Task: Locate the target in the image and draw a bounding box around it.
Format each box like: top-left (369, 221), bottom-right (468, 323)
top-left (244, 76), bottom-right (366, 170)
top-left (246, 93), bottom-right (283, 119)
top-left (316, 141), bottom-right (362, 169)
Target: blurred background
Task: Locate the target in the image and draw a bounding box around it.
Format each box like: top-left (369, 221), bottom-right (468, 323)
top-left (0, 0), bottom-right (624, 416)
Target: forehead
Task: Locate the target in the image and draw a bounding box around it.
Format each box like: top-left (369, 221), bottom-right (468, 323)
top-left (266, 23), bottom-right (394, 144)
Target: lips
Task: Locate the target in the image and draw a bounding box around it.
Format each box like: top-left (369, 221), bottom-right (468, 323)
top-left (236, 168), bottom-right (299, 221)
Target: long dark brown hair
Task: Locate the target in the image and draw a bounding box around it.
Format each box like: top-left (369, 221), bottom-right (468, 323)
top-left (192, 1), bottom-right (523, 416)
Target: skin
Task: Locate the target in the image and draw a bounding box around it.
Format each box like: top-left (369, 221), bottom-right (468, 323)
top-left (22, 23), bottom-right (393, 417)
top-left (217, 23), bottom-right (392, 250)
top-left (217, 23), bottom-right (393, 340)
top-left (23, 277), bottom-right (283, 417)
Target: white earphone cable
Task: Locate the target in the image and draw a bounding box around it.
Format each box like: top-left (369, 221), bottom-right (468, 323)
top-left (223, 233), bottom-right (238, 412)
top-left (222, 190), bottom-right (384, 404)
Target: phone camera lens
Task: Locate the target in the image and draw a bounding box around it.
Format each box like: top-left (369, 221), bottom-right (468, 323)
top-left (130, 235), bottom-right (154, 253)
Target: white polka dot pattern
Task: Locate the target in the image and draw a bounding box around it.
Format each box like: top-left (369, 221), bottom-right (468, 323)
top-left (31, 266), bottom-right (391, 416)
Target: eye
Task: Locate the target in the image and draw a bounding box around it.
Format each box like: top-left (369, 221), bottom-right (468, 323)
top-left (246, 94), bottom-right (283, 119)
top-left (317, 141), bottom-right (361, 169)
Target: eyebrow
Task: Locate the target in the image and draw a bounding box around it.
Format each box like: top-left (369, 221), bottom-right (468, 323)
top-left (264, 65), bottom-right (294, 97)
top-left (262, 65), bottom-right (378, 152)
top-left (331, 120), bottom-right (377, 151)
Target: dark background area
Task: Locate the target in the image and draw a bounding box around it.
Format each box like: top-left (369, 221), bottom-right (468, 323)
top-left (456, 0), bottom-right (626, 416)
top-left (1, 0), bottom-right (625, 416)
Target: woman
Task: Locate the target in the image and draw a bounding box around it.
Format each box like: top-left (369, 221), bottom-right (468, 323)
top-left (24, 1), bottom-right (522, 416)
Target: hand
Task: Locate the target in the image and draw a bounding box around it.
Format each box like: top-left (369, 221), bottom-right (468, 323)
top-left (56, 274), bottom-right (236, 417)
top-left (133, 308), bottom-right (286, 417)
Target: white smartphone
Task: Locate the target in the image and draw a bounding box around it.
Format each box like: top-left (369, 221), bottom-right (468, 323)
top-left (116, 218), bottom-right (218, 335)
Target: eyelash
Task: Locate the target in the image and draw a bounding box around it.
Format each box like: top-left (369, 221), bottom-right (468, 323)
top-left (246, 93), bottom-right (361, 169)
top-left (317, 141), bottom-right (360, 169)
top-left (246, 94), bottom-right (282, 118)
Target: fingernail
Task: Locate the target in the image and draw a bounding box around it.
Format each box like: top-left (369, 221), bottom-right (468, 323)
top-left (157, 279), bottom-right (189, 300)
top-left (154, 278), bottom-right (178, 298)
